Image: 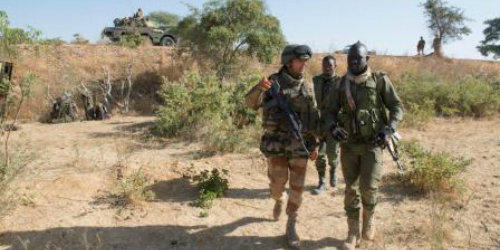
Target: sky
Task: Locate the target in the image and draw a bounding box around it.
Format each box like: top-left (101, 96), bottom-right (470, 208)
top-left (2, 0), bottom-right (499, 60)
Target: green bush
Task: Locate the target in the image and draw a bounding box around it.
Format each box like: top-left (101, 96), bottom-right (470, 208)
top-left (38, 38), bottom-right (66, 46)
top-left (399, 140), bottom-right (471, 193)
top-left (118, 33), bottom-right (144, 48)
top-left (191, 168), bottom-right (229, 208)
top-left (117, 168), bottom-right (156, 205)
top-left (396, 72), bottom-right (500, 127)
top-left (436, 76), bottom-right (500, 117)
top-left (155, 71), bottom-right (262, 152)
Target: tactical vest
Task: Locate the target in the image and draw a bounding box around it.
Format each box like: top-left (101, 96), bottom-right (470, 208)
top-left (337, 73), bottom-right (386, 143)
top-left (313, 74), bottom-right (338, 112)
top-left (261, 71), bottom-right (318, 133)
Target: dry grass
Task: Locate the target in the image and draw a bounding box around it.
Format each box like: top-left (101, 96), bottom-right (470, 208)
top-left (11, 45), bottom-right (193, 120)
top-left (307, 53), bottom-right (500, 83)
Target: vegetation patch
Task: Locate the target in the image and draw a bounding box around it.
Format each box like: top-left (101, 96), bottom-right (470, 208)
top-left (155, 71), bottom-right (262, 153)
top-left (399, 140), bottom-right (471, 194)
top-left (107, 167), bottom-right (156, 207)
top-left (396, 72), bottom-right (500, 127)
top-left (191, 168), bottom-right (229, 210)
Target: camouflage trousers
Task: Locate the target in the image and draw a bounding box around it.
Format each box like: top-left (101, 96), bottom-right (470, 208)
top-left (259, 131), bottom-right (313, 159)
top-left (267, 156), bottom-right (308, 217)
top-left (340, 143), bottom-right (382, 220)
top-left (315, 134), bottom-right (339, 175)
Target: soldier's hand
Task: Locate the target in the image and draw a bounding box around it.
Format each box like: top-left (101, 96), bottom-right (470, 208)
top-left (258, 77), bottom-right (272, 91)
top-left (331, 126), bottom-right (348, 142)
top-left (309, 148), bottom-right (319, 161)
top-left (375, 127), bottom-right (394, 147)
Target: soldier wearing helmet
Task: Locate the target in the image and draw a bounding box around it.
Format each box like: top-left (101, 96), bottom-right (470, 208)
top-left (245, 44), bottom-right (320, 248)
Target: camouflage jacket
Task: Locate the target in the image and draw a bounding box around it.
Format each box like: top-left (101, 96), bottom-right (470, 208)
top-left (245, 68), bottom-right (320, 154)
top-left (323, 68), bottom-right (403, 144)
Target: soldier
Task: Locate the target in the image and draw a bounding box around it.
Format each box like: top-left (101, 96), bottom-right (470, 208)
top-left (324, 41), bottom-right (403, 250)
top-left (51, 93), bottom-right (79, 123)
top-left (311, 55), bottom-right (340, 195)
top-left (417, 36), bottom-right (425, 56)
top-left (245, 44), bottom-right (320, 248)
top-left (136, 8), bottom-right (143, 19)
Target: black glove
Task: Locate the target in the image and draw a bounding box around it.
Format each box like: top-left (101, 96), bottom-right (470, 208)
top-left (331, 126), bottom-right (349, 142)
top-left (375, 127), bottom-right (394, 147)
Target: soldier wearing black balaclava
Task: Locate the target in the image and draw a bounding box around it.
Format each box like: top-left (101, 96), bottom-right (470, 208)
top-left (324, 41), bottom-right (404, 250)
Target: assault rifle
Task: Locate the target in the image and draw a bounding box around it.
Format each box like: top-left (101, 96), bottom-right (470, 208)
top-left (382, 132), bottom-right (405, 175)
top-left (268, 76), bottom-right (309, 155)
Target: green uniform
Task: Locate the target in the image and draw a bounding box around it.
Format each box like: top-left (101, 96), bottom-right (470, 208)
top-left (324, 68), bottom-right (403, 219)
top-left (313, 73), bottom-right (340, 180)
top-left (245, 67), bottom-right (319, 217)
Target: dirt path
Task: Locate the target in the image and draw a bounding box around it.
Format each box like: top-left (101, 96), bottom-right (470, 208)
top-left (0, 116), bottom-right (499, 250)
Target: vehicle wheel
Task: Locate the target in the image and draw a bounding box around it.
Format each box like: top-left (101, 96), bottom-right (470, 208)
top-left (160, 36), bottom-right (175, 47)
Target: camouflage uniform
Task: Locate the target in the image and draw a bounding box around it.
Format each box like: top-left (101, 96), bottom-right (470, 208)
top-left (313, 73), bottom-right (340, 187)
top-left (246, 67), bottom-right (319, 216)
top-left (325, 67), bottom-right (403, 229)
top-left (50, 93), bottom-right (78, 123)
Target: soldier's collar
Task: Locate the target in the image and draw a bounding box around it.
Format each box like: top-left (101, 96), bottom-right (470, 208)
top-left (321, 73), bottom-right (336, 82)
top-left (346, 67), bottom-right (372, 84)
top-left (280, 68), bottom-right (304, 86)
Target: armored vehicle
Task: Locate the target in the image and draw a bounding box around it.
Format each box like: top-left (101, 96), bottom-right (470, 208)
top-left (102, 17), bottom-right (177, 46)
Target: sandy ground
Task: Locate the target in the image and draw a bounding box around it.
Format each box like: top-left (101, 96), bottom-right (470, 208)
top-left (0, 116), bottom-right (499, 250)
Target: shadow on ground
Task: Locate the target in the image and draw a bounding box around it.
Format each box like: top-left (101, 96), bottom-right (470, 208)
top-left (378, 173), bottom-right (424, 205)
top-left (87, 120), bottom-right (196, 153)
top-left (0, 217), bottom-right (343, 250)
top-left (146, 178), bottom-right (270, 203)
top-left (147, 178), bottom-right (198, 203)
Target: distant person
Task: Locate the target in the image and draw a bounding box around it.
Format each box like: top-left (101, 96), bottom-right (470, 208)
top-left (311, 55), bottom-right (340, 195)
top-left (324, 41), bottom-right (403, 250)
top-left (417, 36), bottom-right (425, 55)
top-left (136, 8), bottom-right (143, 19)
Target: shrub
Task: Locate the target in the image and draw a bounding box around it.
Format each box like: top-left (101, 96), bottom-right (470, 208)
top-left (116, 167), bottom-right (156, 206)
top-left (396, 72), bottom-right (500, 127)
top-left (191, 168), bottom-right (229, 208)
top-left (38, 38), bottom-right (67, 46)
top-left (0, 147), bottom-right (32, 216)
top-left (118, 33), bottom-right (143, 48)
top-left (155, 71), bottom-right (262, 153)
top-left (71, 33), bottom-right (89, 45)
top-left (399, 140), bottom-right (471, 193)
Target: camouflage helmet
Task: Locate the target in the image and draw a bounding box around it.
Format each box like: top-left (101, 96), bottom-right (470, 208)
top-left (281, 44), bottom-right (313, 65)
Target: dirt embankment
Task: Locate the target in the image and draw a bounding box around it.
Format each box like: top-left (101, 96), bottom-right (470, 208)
top-left (7, 45), bottom-right (500, 122)
top-left (10, 45), bottom-right (187, 121)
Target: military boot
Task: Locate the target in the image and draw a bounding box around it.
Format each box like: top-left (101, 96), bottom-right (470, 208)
top-left (273, 200), bottom-right (283, 221)
top-left (362, 210), bottom-right (376, 240)
top-left (286, 214), bottom-right (300, 249)
top-left (312, 172), bottom-right (326, 195)
top-left (343, 218), bottom-right (361, 250)
top-left (329, 167), bottom-right (337, 188)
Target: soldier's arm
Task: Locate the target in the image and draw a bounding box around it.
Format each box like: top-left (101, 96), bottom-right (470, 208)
top-left (322, 81), bottom-right (341, 135)
top-left (302, 84), bottom-right (320, 150)
top-left (380, 75), bottom-right (404, 131)
top-left (244, 84), bottom-right (265, 111)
